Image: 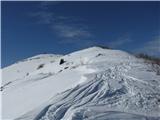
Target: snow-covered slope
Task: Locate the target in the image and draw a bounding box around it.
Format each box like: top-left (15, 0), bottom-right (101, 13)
top-left (2, 54), bottom-right (62, 85)
top-left (2, 47), bottom-right (160, 120)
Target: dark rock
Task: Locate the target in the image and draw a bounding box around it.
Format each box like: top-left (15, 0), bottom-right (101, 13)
top-left (59, 59), bottom-right (65, 65)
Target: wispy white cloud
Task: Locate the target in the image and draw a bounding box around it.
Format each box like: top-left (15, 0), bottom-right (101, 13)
top-left (30, 11), bottom-right (54, 24)
top-left (108, 34), bottom-right (132, 48)
top-left (30, 3), bottom-right (93, 41)
top-left (136, 35), bottom-right (160, 56)
top-left (52, 24), bottom-right (92, 39)
top-left (39, 1), bottom-right (62, 10)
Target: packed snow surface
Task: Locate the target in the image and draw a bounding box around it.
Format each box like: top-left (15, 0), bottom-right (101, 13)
top-left (2, 47), bottom-right (160, 120)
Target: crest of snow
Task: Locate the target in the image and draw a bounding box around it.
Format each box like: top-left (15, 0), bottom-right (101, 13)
top-left (1, 47), bottom-right (160, 120)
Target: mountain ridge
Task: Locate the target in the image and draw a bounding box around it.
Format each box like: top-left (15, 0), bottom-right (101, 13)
top-left (2, 47), bottom-right (160, 120)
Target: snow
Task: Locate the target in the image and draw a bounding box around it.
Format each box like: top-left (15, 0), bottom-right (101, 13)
top-left (0, 69), bottom-right (2, 120)
top-left (2, 54), bottom-right (62, 85)
top-left (1, 47), bottom-right (160, 120)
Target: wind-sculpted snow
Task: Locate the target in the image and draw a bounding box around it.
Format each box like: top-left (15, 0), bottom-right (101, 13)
top-left (2, 47), bottom-right (160, 120)
top-left (18, 64), bottom-right (160, 119)
top-left (29, 65), bottom-right (159, 120)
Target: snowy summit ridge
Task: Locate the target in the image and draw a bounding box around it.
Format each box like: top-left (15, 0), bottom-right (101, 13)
top-left (2, 47), bottom-right (160, 120)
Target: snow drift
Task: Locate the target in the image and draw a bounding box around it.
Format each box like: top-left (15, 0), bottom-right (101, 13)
top-left (1, 47), bottom-right (160, 120)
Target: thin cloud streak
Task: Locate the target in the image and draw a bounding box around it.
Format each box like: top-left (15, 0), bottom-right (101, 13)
top-left (108, 34), bottom-right (133, 48)
top-left (39, 1), bottom-right (62, 10)
top-left (52, 24), bottom-right (92, 39)
top-left (30, 7), bottom-right (93, 41)
top-left (30, 11), bottom-right (54, 24)
top-left (136, 36), bottom-right (160, 56)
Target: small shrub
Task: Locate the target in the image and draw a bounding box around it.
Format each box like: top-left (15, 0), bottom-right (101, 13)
top-left (58, 70), bottom-right (63, 73)
top-left (96, 45), bottom-right (111, 49)
top-left (64, 67), bottom-right (69, 69)
top-left (37, 64), bottom-right (44, 70)
top-left (26, 73), bottom-right (29, 76)
top-left (96, 53), bottom-right (103, 57)
top-left (136, 53), bottom-right (160, 65)
top-left (50, 60), bottom-right (55, 63)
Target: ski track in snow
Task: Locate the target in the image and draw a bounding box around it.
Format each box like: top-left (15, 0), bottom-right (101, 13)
top-left (2, 47), bottom-right (160, 120)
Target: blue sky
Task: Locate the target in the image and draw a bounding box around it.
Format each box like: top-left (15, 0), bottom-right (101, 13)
top-left (2, 1), bottom-right (160, 67)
